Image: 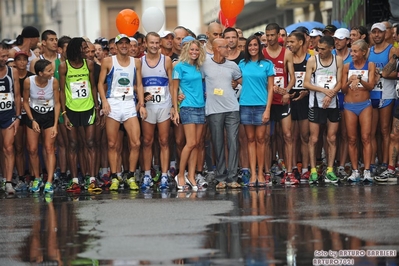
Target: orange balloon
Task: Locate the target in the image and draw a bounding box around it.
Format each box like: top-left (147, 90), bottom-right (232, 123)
top-left (220, 0), bottom-right (244, 19)
top-left (116, 9), bottom-right (140, 36)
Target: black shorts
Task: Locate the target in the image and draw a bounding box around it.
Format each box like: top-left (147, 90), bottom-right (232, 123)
top-left (27, 109), bottom-right (55, 130)
top-left (270, 104), bottom-right (291, 122)
top-left (291, 94), bottom-right (309, 121)
top-left (308, 107), bottom-right (340, 124)
top-left (66, 107), bottom-right (95, 127)
top-left (0, 109), bottom-right (15, 129)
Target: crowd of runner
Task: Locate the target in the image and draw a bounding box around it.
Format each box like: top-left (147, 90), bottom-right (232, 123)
top-left (1, 20), bottom-right (399, 195)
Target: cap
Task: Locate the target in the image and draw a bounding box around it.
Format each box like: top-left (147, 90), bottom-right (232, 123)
top-left (21, 26), bottom-right (40, 38)
top-left (115, 34), bottom-right (130, 44)
top-left (160, 31), bottom-right (175, 38)
top-left (5, 39), bottom-right (16, 45)
top-left (371, 22), bottom-right (387, 32)
top-left (333, 28), bottom-right (350, 39)
top-left (254, 31), bottom-right (264, 36)
top-left (197, 34), bottom-right (207, 41)
top-left (14, 51), bottom-right (29, 59)
top-left (295, 26), bottom-right (310, 35)
top-left (278, 37), bottom-right (284, 45)
top-left (129, 37), bottom-right (138, 44)
top-left (309, 29), bottom-right (323, 37)
top-left (323, 25), bottom-right (337, 34)
top-left (6, 58), bottom-right (14, 63)
top-left (181, 36), bottom-right (195, 47)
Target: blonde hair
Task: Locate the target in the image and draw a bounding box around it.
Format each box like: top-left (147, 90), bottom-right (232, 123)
top-left (178, 40), bottom-right (206, 69)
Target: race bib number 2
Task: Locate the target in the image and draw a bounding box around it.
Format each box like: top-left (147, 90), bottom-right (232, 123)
top-left (0, 93), bottom-right (13, 111)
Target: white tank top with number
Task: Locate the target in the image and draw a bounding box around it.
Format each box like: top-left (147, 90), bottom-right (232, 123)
top-left (29, 76), bottom-right (54, 114)
top-left (309, 55), bottom-right (338, 109)
top-left (106, 56), bottom-right (136, 101)
top-left (141, 54), bottom-right (171, 109)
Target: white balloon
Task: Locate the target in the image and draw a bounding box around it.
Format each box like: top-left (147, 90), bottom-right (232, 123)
top-left (142, 7), bottom-right (165, 33)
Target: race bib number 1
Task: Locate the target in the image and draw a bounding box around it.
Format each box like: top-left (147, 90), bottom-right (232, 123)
top-left (114, 86), bottom-right (134, 100)
top-left (0, 93), bottom-right (13, 111)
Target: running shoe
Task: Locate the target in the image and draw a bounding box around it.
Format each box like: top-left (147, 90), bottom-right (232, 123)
top-left (289, 172), bottom-right (299, 185)
top-left (15, 180), bottom-right (28, 192)
top-left (347, 170), bottom-right (360, 182)
top-left (264, 173), bottom-right (272, 185)
top-left (337, 166), bottom-right (348, 181)
top-left (195, 173), bottom-right (208, 189)
top-left (324, 171), bottom-right (338, 183)
top-left (309, 172), bottom-right (318, 184)
top-left (88, 180), bottom-right (102, 193)
top-left (292, 168), bottom-right (301, 182)
top-left (109, 178), bottom-right (120, 191)
top-left (5, 182), bottom-right (15, 194)
top-left (66, 182), bottom-right (81, 193)
top-left (44, 182), bottom-right (54, 194)
top-left (30, 178), bottom-right (43, 193)
top-left (240, 170), bottom-right (250, 187)
top-left (141, 175), bottom-right (153, 190)
top-left (375, 169), bottom-right (396, 182)
top-left (281, 172), bottom-right (288, 185)
top-left (159, 175), bottom-right (169, 189)
top-left (363, 169), bottom-right (373, 182)
top-left (301, 171), bottom-right (310, 182)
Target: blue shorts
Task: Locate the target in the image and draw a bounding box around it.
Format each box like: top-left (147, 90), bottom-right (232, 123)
top-left (371, 99), bottom-right (394, 109)
top-left (0, 109), bottom-right (15, 129)
top-left (180, 107), bottom-right (205, 125)
top-left (343, 99), bottom-right (371, 116)
top-left (240, 105), bottom-right (267, 126)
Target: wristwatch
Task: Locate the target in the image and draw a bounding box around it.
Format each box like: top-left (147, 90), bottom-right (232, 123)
top-left (357, 74), bottom-right (362, 80)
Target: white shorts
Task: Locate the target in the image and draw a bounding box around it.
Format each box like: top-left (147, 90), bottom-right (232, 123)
top-left (107, 98), bottom-right (137, 123)
top-left (144, 107), bottom-right (171, 124)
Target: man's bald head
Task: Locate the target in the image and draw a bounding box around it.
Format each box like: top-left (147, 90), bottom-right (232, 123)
top-left (207, 22), bottom-right (223, 44)
top-left (212, 38), bottom-right (228, 58)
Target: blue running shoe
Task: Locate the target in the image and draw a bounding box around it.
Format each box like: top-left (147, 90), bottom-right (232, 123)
top-left (159, 175), bottom-right (169, 189)
top-left (30, 178), bottom-right (43, 193)
top-left (44, 182), bottom-right (54, 194)
top-left (141, 175), bottom-right (153, 189)
top-left (240, 170), bottom-right (250, 187)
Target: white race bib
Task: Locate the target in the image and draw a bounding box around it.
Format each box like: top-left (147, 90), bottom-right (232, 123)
top-left (145, 86), bottom-right (166, 104)
top-left (348, 70), bottom-right (368, 88)
top-left (316, 75), bottom-right (336, 90)
top-left (293, 71), bottom-right (305, 90)
top-left (0, 93), bottom-right (13, 111)
top-left (113, 86), bottom-right (134, 100)
top-left (274, 76), bottom-right (285, 88)
top-left (31, 98), bottom-right (54, 114)
top-left (71, 81), bottom-right (89, 99)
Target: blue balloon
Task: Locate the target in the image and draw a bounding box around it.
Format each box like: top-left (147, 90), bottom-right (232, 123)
top-left (285, 21), bottom-right (325, 34)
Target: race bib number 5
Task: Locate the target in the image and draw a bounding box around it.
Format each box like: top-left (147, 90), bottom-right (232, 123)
top-left (316, 75), bottom-right (336, 90)
top-left (0, 93), bottom-right (13, 111)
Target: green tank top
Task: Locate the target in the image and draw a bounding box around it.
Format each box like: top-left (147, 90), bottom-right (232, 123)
top-left (65, 59), bottom-right (94, 111)
top-left (54, 58), bottom-right (61, 80)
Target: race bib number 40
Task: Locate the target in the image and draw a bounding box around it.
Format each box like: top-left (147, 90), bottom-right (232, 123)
top-left (316, 75), bottom-right (336, 90)
top-left (0, 93), bottom-right (13, 111)
top-left (145, 86), bottom-right (166, 104)
top-left (71, 81), bottom-right (89, 99)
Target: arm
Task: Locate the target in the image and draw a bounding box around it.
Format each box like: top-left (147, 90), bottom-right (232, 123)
top-left (51, 78), bottom-right (60, 137)
top-left (341, 62), bottom-right (350, 94)
top-left (29, 58), bottom-right (38, 73)
top-left (9, 68), bottom-right (21, 134)
top-left (361, 62), bottom-right (377, 91)
top-left (134, 58), bottom-right (147, 119)
top-left (331, 55), bottom-right (343, 95)
top-left (381, 57), bottom-right (399, 79)
top-left (98, 57), bottom-right (111, 116)
top-left (172, 79), bottom-right (180, 126)
top-left (262, 76), bottom-right (274, 124)
top-left (285, 50), bottom-right (296, 91)
top-left (87, 60), bottom-right (100, 124)
top-left (23, 78), bottom-right (40, 133)
top-left (165, 57), bottom-right (177, 120)
top-left (58, 62), bottom-right (72, 130)
top-left (303, 56), bottom-right (320, 92)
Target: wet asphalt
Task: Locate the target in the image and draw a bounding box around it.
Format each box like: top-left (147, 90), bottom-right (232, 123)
top-left (1, 180), bottom-right (399, 265)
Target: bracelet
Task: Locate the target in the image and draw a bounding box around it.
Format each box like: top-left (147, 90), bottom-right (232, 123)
top-left (61, 111), bottom-right (67, 115)
top-left (30, 118), bottom-right (36, 122)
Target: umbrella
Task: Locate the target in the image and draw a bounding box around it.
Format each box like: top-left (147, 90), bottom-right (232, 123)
top-left (285, 21), bottom-right (325, 33)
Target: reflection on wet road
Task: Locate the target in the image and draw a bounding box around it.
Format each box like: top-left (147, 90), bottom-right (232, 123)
top-left (1, 183), bottom-right (399, 265)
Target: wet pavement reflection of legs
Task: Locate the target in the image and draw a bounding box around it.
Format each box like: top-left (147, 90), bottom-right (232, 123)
top-left (1, 183), bottom-right (399, 265)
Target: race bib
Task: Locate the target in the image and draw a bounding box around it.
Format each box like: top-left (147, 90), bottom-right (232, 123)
top-left (145, 86), bottom-right (166, 104)
top-left (293, 71), bottom-right (305, 90)
top-left (114, 86), bottom-right (134, 100)
top-left (316, 75), bottom-right (336, 90)
top-left (213, 88), bottom-right (224, 96)
top-left (0, 93), bottom-right (13, 111)
top-left (274, 76), bottom-right (285, 88)
top-left (348, 70), bottom-right (368, 87)
top-left (31, 98), bottom-right (54, 114)
top-left (71, 81), bottom-right (89, 99)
